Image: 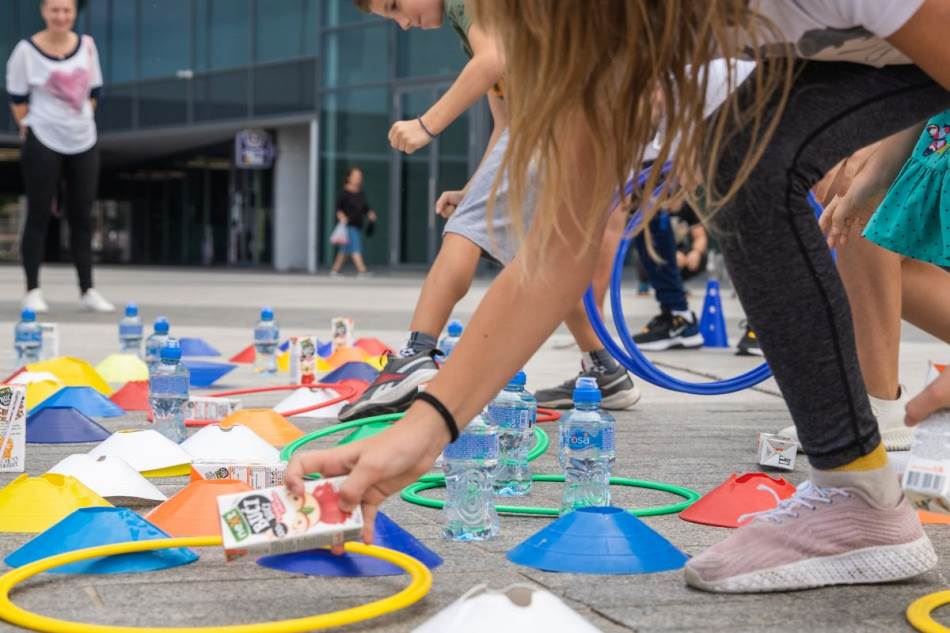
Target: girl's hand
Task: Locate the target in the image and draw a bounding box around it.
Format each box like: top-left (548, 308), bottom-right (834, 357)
top-left (906, 368), bottom-right (950, 426)
top-left (285, 407), bottom-right (450, 545)
top-left (18, 125), bottom-right (27, 142)
top-left (436, 190), bottom-right (465, 218)
top-left (818, 192), bottom-right (873, 249)
top-left (389, 119), bottom-right (433, 154)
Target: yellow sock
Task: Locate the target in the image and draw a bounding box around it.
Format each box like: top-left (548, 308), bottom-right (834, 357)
top-left (832, 443), bottom-right (887, 472)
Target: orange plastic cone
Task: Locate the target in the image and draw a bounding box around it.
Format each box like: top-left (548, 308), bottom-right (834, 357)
top-left (317, 347), bottom-right (370, 373)
top-left (110, 381), bottom-right (150, 411)
top-left (680, 472), bottom-right (795, 528)
top-left (354, 338), bottom-right (392, 357)
top-left (219, 408), bottom-right (303, 447)
top-left (229, 345), bottom-right (255, 364)
top-left (146, 479), bottom-right (252, 538)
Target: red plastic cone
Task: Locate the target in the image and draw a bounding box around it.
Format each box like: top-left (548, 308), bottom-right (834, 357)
top-left (354, 338), bottom-right (393, 357)
top-left (110, 381), bottom-right (150, 412)
top-left (680, 472), bottom-right (795, 528)
top-left (229, 345), bottom-right (255, 364)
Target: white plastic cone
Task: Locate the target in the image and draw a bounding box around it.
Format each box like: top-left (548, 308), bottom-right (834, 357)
top-left (9, 371), bottom-right (62, 385)
top-left (274, 387), bottom-right (345, 418)
top-left (47, 454), bottom-right (167, 503)
top-left (411, 584), bottom-right (604, 633)
top-left (180, 424), bottom-right (279, 462)
top-left (87, 429), bottom-right (191, 474)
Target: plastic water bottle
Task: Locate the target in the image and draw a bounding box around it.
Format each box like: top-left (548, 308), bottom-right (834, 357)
top-left (118, 303), bottom-right (144, 356)
top-left (442, 412), bottom-right (500, 541)
top-left (488, 371), bottom-right (534, 496)
top-left (13, 309), bottom-right (42, 366)
top-left (253, 307), bottom-right (280, 374)
top-left (144, 317), bottom-right (170, 371)
top-left (559, 377), bottom-right (615, 514)
top-left (149, 339), bottom-right (189, 443)
top-left (439, 320), bottom-right (463, 359)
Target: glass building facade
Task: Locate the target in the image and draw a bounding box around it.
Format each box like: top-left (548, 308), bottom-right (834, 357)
top-left (0, 0), bottom-right (485, 269)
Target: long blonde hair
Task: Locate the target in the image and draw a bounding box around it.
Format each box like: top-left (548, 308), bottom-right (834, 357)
top-left (470, 0), bottom-right (793, 268)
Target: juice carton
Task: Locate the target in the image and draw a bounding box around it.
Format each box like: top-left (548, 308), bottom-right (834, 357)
top-left (192, 460), bottom-right (286, 489)
top-left (38, 323), bottom-right (58, 360)
top-left (188, 396), bottom-right (241, 422)
top-left (0, 385), bottom-right (26, 473)
top-left (756, 432), bottom-right (797, 471)
top-left (331, 317), bottom-right (354, 350)
top-left (902, 362), bottom-right (950, 514)
top-left (217, 476), bottom-right (363, 560)
top-left (289, 336), bottom-right (319, 385)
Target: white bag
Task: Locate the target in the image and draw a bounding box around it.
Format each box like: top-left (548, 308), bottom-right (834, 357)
top-left (330, 222), bottom-right (349, 246)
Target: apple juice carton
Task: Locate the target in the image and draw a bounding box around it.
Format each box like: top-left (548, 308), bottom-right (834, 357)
top-left (756, 432), bottom-right (797, 471)
top-left (902, 362), bottom-right (950, 514)
top-left (217, 476), bottom-right (363, 560)
top-left (188, 396), bottom-right (241, 422)
top-left (331, 317), bottom-right (354, 350)
top-left (0, 385), bottom-right (26, 473)
top-left (289, 336), bottom-right (319, 385)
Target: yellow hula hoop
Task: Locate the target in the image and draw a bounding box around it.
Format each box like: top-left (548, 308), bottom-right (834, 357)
top-left (0, 537), bottom-right (432, 633)
top-left (907, 590), bottom-right (950, 633)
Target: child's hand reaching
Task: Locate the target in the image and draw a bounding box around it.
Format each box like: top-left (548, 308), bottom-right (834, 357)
top-left (906, 366), bottom-right (950, 426)
top-left (436, 190), bottom-right (465, 218)
top-left (389, 119), bottom-right (434, 154)
top-left (818, 192), bottom-right (875, 249)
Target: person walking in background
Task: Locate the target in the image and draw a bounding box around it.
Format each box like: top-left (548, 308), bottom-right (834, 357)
top-left (5, 0), bottom-right (115, 313)
top-left (330, 167), bottom-right (376, 277)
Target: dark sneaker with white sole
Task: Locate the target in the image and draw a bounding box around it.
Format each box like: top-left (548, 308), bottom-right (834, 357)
top-left (633, 311), bottom-right (704, 351)
top-left (338, 350), bottom-right (439, 421)
top-left (535, 365), bottom-right (642, 410)
top-left (735, 320), bottom-right (763, 356)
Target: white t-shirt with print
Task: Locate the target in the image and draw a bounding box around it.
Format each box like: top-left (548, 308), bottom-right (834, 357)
top-left (752, 0), bottom-right (925, 66)
top-left (5, 35), bottom-right (103, 155)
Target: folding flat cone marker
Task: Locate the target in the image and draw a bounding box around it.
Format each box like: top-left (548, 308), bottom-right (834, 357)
top-left (88, 429), bottom-right (192, 476)
top-left (337, 421), bottom-right (391, 446)
top-left (354, 337), bottom-right (392, 357)
top-left (413, 584), bottom-right (605, 633)
top-left (317, 347), bottom-right (370, 373)
top-left (219, 408), bottom-right (303, 447)
top-left (275, 388), bottom-right (345, 419)
top-left (919, 510), bottom-right (950, 525)
top-left (322, 361), bottom-right (379, 385)
top-left (179, 337), bottom-right (221, 358)
top-left (507, 506), bottom-right (688, 575)
top-left (26, 356), bottom-right (112, 396)
top-left (258, 511), bottom-right (442, 578)
top-left (679, 472), bottom-right (795, 528)
top-left (26, 407), bottom-right (111, 444)
top-left (276, 351), bottom-right (290, 373)
top-left (146, 479), bottom-right (252, 537)
top-left (110, 380), bottom-right (150, 411)
top-left (0, 473), bottom-right (112, 534)
top-left (317, 340), bottom-right (333, 358)
top-left (366, 355), bottom-right (388, 371)
top-left (23, 379), bottom-right (64, 411)
top-left (229, 344), bottom-right (256, 364)
top-left (32, 386), bottom-right (124, 418)
top-left (47, 454), bottom-right (167, 503)
top-left (180, 424), bottom-right (280, 462)
top-left (699, 279), bottom-right (729, 348)
top-left (95, 354), bottom-right (149, 384)
top-left (182, 359), bottom-right (236, 388)
top-left (4, 507), bottom-right (196, 574)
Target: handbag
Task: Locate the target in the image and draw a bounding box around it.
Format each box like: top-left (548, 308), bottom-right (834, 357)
top-left (330, 222), bottom-right (349, 246)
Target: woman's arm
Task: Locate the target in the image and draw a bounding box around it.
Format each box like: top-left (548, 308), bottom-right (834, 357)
top-left (10, 102), bottom-right (28, 140)
top-left (887, 0), bottom-right (950, 89)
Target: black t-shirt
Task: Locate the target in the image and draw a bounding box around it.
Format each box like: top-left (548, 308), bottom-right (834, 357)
top-left (337, 190), bottom-right (370, 230)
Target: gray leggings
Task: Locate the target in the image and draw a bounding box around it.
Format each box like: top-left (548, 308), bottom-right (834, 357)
top-left (710, 62), bottom-right (949, 469)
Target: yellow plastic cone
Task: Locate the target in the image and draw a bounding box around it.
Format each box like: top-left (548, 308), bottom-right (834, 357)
top-left (276, 350), bottom-right (290, 373)
top-left (0, 473), bottom-right (112, 533)
top-left (26, 357), bottom-right (113, 396)
top-left (95, 354), bottom-right (149, 384)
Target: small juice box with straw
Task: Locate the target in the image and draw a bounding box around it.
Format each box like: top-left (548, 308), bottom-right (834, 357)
top-left (0, 385), bottom-right (26, 473)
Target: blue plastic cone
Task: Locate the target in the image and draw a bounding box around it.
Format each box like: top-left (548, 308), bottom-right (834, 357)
top-left (181, 360), bottom-right (236, 387)
top-left (179, 337), bottom-right (221, 357)
top-left (317, 340), bottom-right (334, 358)
top-left (322, 361), bottom-right (379, 384)
top-left (699, 279), bottom-right (729, 348)
top-left (32, 386), bottom-right (124, 418)
top-left (507, 506), bottom-right (688, 575)
top-left (4, 507), bottom-right (198, 574)
top-left (26, 407), bottom-right (111, 444)
top-left (256, 512), bottom-right (442, 577)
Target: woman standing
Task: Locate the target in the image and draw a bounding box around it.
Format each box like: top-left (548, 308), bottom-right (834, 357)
top-left (330, 167), bottom-right (376, 277)
top-left (6, 0), bottom-right (114, 312)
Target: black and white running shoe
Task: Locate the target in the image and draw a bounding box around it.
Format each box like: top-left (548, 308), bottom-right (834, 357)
top-left (632, 311), bottom-right (704, 351)
top-left (534, 364), bottom-right (642, 410)
top-left (338, 350), bottom-right (439, 421)
top-left (735, 320), bottom-right (764, 356)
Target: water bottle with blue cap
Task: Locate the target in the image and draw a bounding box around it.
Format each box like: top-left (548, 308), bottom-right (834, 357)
top-left (149, 338), bottom-right (190, 443)
top-left (487, 370), bottom-right (535, 496)
top-left (439, 319), bottom-right (464, 360)
top-left (144, 317), bottom-right (170, 371)
top-left (559, 376), bottom-right (615, 514)
top-left (442, 411), bottom-right (499, 541)
top-left (254, 307), bottom-right (280, 374)
top-left (13, 308), bottom-right (42, 366)
top-left (118, 303), bottom-right (144, 356)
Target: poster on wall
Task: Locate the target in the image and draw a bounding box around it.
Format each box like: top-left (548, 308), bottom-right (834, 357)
top-left (235, 129), bottom-right (275, 170)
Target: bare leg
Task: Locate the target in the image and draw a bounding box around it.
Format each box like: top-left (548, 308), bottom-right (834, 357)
top-left (351, 253), bottom-right (368, 274)
top-left (331, 251), bottom-right (347, 273)
top-left (408, 233), bottom-right (483, 338)
top-left (900, 258), bottom-right (950, 343)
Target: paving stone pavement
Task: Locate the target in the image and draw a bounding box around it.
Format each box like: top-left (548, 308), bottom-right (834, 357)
top-left (0, 264), bottom-right (946, 632)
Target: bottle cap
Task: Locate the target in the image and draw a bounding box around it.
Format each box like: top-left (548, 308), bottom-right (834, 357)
top-left (261, 307), bottom-right (274, 321)
top-left (125, 303), bottom-right (139, 317)
top-left (447, 320), bottom-right (463, 337)
top-left (572, 376), bottom-right (601, 405)
top-left (507, 371), bottom-right (527, 389)
top-left (20, 308), bottom-right (36, 322)
top-left (160, 338), bottom-right (182, 362)
top-left (153, 317), bottom-right (169, 334)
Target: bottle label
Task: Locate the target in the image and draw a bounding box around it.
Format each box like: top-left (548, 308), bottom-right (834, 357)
top-left (14, 330), bottom-right (41, 344)
top-left (119, 324), bottom-right (143, 337)
top-left (150, 375), bottom-right (189, 395)
top-left (487, 405), bottom-right (531, 431)
top-left (566, 426), bottom-right (615, 452)
top-left (443, 432), bottom-right (499, 461)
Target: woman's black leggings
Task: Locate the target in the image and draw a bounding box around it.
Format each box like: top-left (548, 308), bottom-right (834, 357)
top-left (20, 130), bottom-right (99, 293)
top-left (710, 62), bottom-right (950, 469)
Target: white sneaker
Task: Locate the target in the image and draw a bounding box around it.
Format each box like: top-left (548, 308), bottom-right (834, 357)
top-left (80, 289), bottom-right (115, 313)
top-left (22, 289), bottom-right (49, 313)
top-left (776, 386), bottom-right (912, 452)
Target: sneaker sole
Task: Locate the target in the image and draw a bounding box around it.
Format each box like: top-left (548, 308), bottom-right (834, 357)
top-left (601, 385), bottom-right (642, 410)
top-left (338, 368), bottom-right (438, 421)
top-left (685, 535), bottom-right (937, 594)
top-left (736, 347), bottom-right (764, 357)
top-left (637, 333), bottom-right (704, 351)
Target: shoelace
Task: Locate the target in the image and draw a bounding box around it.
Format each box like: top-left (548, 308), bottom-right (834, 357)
top-left (736, 481), bottom-right (852, 525)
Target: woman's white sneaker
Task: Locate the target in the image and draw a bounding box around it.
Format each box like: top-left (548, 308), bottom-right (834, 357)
top-left (22, 289), bottom-right (49, 313)
top-left (80, 289), bottom-right (116, 313)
